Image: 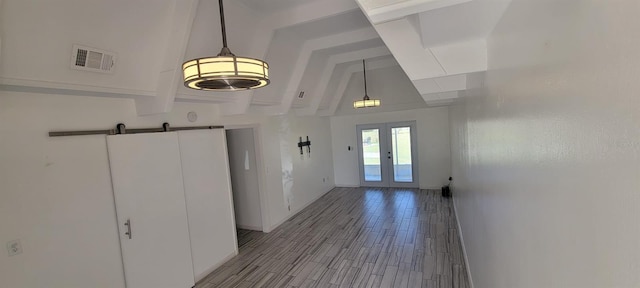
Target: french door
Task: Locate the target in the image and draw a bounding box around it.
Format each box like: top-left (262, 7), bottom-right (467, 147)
top-left (357, 121), bottom-right (418, 188)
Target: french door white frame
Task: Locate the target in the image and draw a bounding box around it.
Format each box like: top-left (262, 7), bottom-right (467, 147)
top-left (356, 121), bottom-right (419, 188)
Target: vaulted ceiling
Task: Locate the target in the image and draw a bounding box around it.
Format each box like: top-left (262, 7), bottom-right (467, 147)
top-left (0, 0), bottom-right (510, 116)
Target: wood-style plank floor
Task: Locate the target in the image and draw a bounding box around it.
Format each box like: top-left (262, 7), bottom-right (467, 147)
top-left (237, 229), bottom-right (264, 249)
top-left (197, 187), bottom-right (469, 288)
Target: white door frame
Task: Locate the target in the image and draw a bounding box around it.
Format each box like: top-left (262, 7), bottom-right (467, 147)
top-left (224, 124), bottom-right (270, 233)
top-left (356, 121), bottom-right (419, 188)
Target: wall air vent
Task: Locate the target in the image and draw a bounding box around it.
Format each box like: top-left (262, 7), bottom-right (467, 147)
top-left (71, 44), bottom-right (116, 73)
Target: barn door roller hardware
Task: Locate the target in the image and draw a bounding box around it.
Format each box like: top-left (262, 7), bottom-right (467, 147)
top-left (49, 123), bottom-right (224, 137)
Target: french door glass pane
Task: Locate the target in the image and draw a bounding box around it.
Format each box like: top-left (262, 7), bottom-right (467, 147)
top-left (391, 127), bottom-right (413, 182)
top-left (361, 129), bottom-right (382, 182)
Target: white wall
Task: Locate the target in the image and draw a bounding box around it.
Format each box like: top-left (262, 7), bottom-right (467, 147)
top-left (222, 114), bottom-right (336, 231)
top-left (331, 107), bottom-right (451, 189)
top-left (226, 128), bottom-right (263, 230)
top-left (450, 1), bottom-right (640, 287)
top-left (0, 91), bottom-right (220, 287)
top-left (282, 115), bottom-right (336, 215)
top-left (0, 0), bottom-right (175, 92)
top-left (0, 90), bottom-right (338, 286)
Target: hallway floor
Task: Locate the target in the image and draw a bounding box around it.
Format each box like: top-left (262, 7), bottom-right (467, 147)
top-left (197, 187), bottom-right (469, 288)
top-left (237, 229), bottom-right (265, 249)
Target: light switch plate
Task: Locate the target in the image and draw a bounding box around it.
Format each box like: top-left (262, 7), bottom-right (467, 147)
top-left (7, 239), bottom-right (22, 256)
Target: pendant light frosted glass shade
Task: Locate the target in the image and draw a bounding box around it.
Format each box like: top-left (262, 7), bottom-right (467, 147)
top-left (183, 53), bottom-right (269, 91)
top-left (182, 0), bottom-right (269, 91)
top-left (353, 97), bottom-right (381, 108)
top-left (353, 59), bottom-right (380, 109)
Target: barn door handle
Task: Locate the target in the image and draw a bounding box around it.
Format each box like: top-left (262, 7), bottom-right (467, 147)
top-left (124, 219), bottom-right (132, 239)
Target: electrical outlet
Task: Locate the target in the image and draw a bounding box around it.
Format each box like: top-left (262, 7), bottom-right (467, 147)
top-left (7, 240), bottom-right (22, 256)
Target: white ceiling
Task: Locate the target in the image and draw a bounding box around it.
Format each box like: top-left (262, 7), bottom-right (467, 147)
top-left (238, 0), bottom-right (319, 13)
top-left (0, 0), bottom-right (511, 116)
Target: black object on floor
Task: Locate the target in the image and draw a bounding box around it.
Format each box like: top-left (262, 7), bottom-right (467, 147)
top-left (442, 185), bottom-right (451, 198)
top-left (442, 176), bottom-right (453, 198)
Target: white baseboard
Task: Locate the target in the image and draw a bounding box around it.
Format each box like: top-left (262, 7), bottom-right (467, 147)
top-left (335, 184), bottom-right (360, 188)
top-left (236, 224), bottom-right (262, 231)
top-left (452, 194), bottom-right (475, 288)
top-left (194, 250), bottom-right (237, 283)
top-left (267, 186), bottom-right (336, 232)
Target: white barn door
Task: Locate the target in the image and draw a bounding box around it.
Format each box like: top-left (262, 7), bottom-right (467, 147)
top-left (178, 130), bottom-right (237, 281)
top-left (107, 132), bottom-right (194, 288)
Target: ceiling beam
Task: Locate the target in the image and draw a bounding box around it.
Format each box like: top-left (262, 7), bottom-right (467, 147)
top-left (412, 74), bottom-right (467, 96)
top-left (135, 0), bottom-right (199, 115)
top-left (318, 56), bottom-right (398, 116)
top-left (296, 46), bottom-right (391, 116)
top-left (374, 17), bottom-right (446, 81)
top-left (430, 39), bottom-right (487, 75)
top-left (356, 0), bottom-right (471, 24)
top-left (260, 27), bottom-right (381, 115)
top-left (421, 91), bottom-right (460, 106)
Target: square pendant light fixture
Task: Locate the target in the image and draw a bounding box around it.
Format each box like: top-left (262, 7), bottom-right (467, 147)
top-left (353, 59), bottom-right (381, 109)
top-left (183, 0), bottom-right (270, 91)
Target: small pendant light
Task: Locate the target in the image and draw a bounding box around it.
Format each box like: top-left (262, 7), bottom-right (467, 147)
top-left (353, 59), bottom-right (381, 108)
top-left (182, 0), bottom-right (270, 91)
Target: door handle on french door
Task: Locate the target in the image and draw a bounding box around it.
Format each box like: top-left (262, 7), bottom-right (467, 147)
top-left (124, 219), bottom-right (132, 239)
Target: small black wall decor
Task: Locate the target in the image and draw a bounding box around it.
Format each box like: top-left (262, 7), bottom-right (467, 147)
top-left (298, 136), bottom-right (311, 156)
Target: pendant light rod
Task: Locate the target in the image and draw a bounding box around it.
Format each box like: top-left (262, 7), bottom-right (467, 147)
top-left (363, 59), bottom-right (368, 99)
top-left (218, 0), bottom-right (228, 48)
top-left (353, 58), bottom-right (380, 108)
